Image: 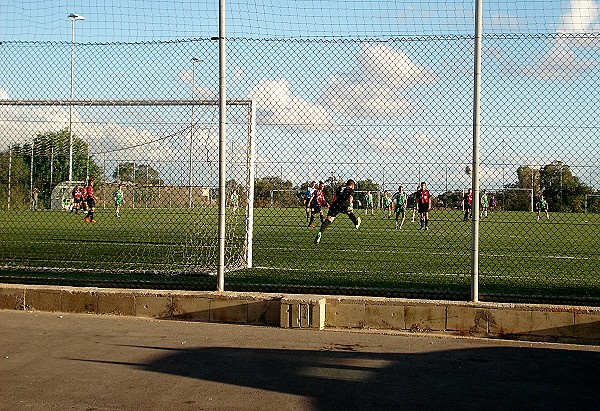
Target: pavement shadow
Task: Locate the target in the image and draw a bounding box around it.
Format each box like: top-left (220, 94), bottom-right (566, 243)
top-left (87, 343), bottom-right (600, 410)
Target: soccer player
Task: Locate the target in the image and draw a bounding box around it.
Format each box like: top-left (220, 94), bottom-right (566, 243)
top-left (307, 181), bottom-right (329, 227)
top-left (381, 190), bottom-right (392, 219)
top-left (364, 190), bottom-right (375, 216)
top-left (31, 187), bottom-right (39, 211)
top-left (392, 185), bottom-right (408, 229)
top-left (113, 184), bottom-right (124, 218)
top-left (71, 185), bottom-right (82, 214)
top-left (480, 189), bottom-right (489, 218)
top-left (80, 185), bottom-right (88, 215)
top-left (536, 194), bottom-right (549, 221)
top-left (84, 177), bottom-right (97, 223)
top-left (490, 195), bottom-right (497, 212)
top-left (463, 188), bottom-right (473, 221)
top-left (314, 179), bottom-right (361, 244)
top-left (416, 181), bottom-right (431, 230)
top-left (304, 181), bottom-right (317, 223)
top-left (409, 186), bottom-right (419, 222)
top-left (230, 190), bottom-right (239, 214)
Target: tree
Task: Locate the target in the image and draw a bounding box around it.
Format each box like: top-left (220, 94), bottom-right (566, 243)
top-left (0, 146), bottom-right (29, 210)
top-left (254, 176), bottom-right (294, 207)
top-left (0, 130), bottom-right (103, 209)
top-left (540, 161), bottom-right (591, 212)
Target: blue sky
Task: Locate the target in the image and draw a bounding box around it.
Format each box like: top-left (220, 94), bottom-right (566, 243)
top-left (1, 1), bottom-right (599, 190)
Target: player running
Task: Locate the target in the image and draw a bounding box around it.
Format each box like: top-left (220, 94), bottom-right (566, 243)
top-left (113, 184), bottom-right (124, 218)
top-left (84, 177), bottom-right (97, 223)
top-left (416, 181), bottom-right (431, 230)
top-left (392, 185), bottom-right (408, 230)
top-left (314, 179), bottom-right (361, 244)
top-left (307, 181), bottom-right (329, 227)
top-left (536, 194), bottom-right (549, 221)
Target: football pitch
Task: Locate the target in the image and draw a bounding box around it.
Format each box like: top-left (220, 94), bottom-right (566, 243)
top-left (1, 207), bottom-right (599, 302)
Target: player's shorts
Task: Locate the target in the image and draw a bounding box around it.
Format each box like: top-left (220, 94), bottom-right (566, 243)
top-left (465, 203), bottom-right (472, 210)
top-left (87, 198), bottom-right (96, 209)
top-left (539, 206), bottom-right (546, 211)
top-left (311, 203), bottom-right (322, 213)
top-left (417, 203), bottom-right (429, 214)
top-left (327, 202), bottom-right (350, 218)
top-left (395, 205), bottom-right (406, 214)
top-left (74, 198), bottom-right (81, 204)
top-left (115, 199), bottom-right (123, 206)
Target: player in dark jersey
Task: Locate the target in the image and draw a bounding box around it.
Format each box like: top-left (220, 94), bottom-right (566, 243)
top-left (307, 181), bottom-right (329, 228)
top-left (416, 181), bottom-right (431, 230)
top-left (463, 188), bottom-right (473, 221)
top-left (84, 177), bottom-right (97, 223)
top-left (314, 179), bottom-right (361, 244)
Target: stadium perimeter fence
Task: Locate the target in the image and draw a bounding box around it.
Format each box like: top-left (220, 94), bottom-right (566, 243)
top-left (1, 1), bottom-right (599, 305)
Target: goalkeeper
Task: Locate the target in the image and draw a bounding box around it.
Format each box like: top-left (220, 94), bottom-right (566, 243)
top-left (314, 179), bottom-right (361, 244)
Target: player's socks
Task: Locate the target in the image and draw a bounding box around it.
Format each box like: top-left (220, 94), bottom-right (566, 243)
top-left (314, 232), bottom-right (321, 244)
top-left (320, 215), bottom-right (324, 224)
top-left (308, 215), bottom-right (315, 227)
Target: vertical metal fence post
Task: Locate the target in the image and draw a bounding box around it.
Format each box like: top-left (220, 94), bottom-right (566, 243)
top-left (30, 141), bottom-right (34, 210)
top-left (471, 0), bottom-right (483, 302)
top-left (245, 100), bottom-right (256, 268)
top-left (217, 0), bottom-right (227, 292)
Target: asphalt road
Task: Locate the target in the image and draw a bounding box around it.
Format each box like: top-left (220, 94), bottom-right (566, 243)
top-left (1, 310), bottom-right (599, 410)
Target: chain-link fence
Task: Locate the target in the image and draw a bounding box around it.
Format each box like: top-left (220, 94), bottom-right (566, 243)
top-left (1, 1), bottom-right (599, 304)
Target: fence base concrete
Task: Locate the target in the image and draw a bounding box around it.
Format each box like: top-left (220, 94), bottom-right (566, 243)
top-left (1, 284), bottom-right (599, 344)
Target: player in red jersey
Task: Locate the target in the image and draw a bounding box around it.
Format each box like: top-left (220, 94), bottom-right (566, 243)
top-left (84, 177), bottom-right (97, 223)
top-left (307, 181), bottom-right (330, 227)
top-left (416, 181), bottom-right (431, 230)
top-left (463, 188), bottom-right (473, 221)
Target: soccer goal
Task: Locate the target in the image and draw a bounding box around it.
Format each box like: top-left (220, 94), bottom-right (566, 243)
top-left (0, 99), bottom-right (256, 275)
top-left (584, 194), bottom-right (600, 213)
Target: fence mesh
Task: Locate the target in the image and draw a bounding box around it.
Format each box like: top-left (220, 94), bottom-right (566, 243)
top-left (1, 1), bottom-right (599, 303)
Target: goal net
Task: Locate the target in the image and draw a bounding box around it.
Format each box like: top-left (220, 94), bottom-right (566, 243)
top-left (0, 100), bottom-right (255, 275)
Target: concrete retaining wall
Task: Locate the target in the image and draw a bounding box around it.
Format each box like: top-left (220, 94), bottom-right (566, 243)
top-left (1, 284), bottom-right (599, 344)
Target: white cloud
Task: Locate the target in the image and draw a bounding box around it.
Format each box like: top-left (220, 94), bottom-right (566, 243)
top-left (414, 133), bottom-right (436, 146)
top-left (248, 79), bottom-right (338, 130)
top-left (488, 45), bottom-right (599, 80)
top-left (322, 44), bottom-right (434, 118)
top-left (558, 0), bottom-right (600, 33)
top-left (357, 44), bottom-right (436, 88)
top-left (367, 134), bottom-right (405, 154)
top-left (522, 45), bottom-right (600, 80)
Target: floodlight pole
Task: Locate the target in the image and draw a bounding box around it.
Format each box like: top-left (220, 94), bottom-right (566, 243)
top-left (471, 0), bottom-right (483, 302)
top-left (68, 13), bottom-right (85, 183)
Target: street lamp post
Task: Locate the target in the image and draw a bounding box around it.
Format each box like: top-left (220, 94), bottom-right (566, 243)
top-left (68, 13), bottom-right (85, 183)
top-left (188, 57), bottom-right (202, 208)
